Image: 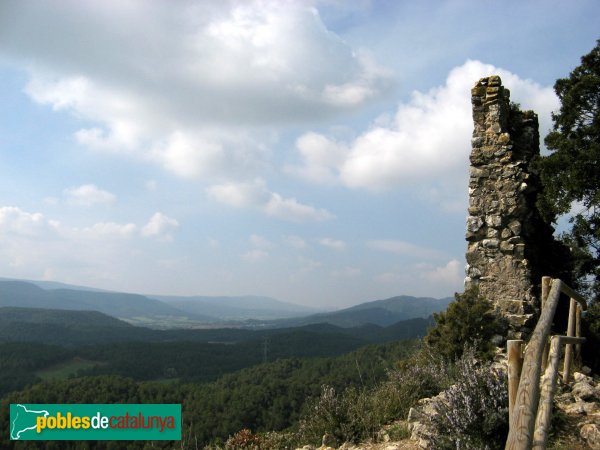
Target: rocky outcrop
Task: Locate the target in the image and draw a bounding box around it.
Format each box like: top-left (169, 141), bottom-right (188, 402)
top-left (555, 371), bottom-right (600, 449)
top-left (465, 75), bottom-right (570, 339)
top-left (406, 393), bottom-right (445, 449)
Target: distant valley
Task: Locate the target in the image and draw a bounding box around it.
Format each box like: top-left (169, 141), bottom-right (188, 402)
top-left (0, 277), bottom-right (453, 444)
top-left (0, 278), bottom-right (452, 329)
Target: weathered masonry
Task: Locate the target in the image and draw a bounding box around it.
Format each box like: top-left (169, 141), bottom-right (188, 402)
top-left (465, 76), bottom-right (569, 339)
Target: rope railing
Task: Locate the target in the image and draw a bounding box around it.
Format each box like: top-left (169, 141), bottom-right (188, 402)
top-left (505, 277), bottom-right (587, 450)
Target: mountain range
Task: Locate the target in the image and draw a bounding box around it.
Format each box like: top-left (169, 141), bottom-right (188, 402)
top-left (0, 278), bottom-right (452, 328)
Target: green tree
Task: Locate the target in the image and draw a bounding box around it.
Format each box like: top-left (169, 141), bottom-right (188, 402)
top-left (537, 39), bottom-right (600, 301)
top-left (425, 288), bottom-right (507, 360)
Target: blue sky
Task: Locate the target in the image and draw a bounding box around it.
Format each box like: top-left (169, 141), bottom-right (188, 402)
top-left (0, 0), bottom-right (598, 308)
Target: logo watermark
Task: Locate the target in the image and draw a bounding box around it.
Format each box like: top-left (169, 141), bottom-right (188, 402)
top-left (10, 404), bottom-right (181, 440)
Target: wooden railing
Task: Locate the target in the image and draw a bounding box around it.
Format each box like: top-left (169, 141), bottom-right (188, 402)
top-left (505, 277), bottom-right (587, 450)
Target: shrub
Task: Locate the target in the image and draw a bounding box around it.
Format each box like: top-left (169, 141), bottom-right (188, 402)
top-left (224, 428), bottom-right (261, 449)
top-left (298, 347), bottom-right (455, 446)
top-left (425, 287), bottom-right (508, 361)
top-left (428, 348), bottom-right (509, 450)
top-left (298, 385), bottom-right (378, 445)
top-left (385, 347), bottom-right (454, 418)
top-left (258, 431), bottom-right (299, 450)
top-left (386, 422), bottom-right (411, 441)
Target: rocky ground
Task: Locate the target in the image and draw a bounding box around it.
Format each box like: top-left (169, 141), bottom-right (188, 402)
top-left (293, 422), bottom-right (420, 450)
top-left (553, 370), bottom-right (600, 449)
top-left (294, 368), bottom-right (600, 450)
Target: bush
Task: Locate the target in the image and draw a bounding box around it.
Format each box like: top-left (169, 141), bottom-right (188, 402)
top-left (257, 431), bottom-right (299, 450)
top-left (385, 347), bottom-right (454, 418)
top-left (428, 348), bottom-right (509, 450)
top-left (298, 385), bottom-right (380, 445)
top-left (386, 422), bottom-right (411, 441)
top-left (298, 347), bottom-right (455, 446)
top-left (224, 428), bottom-right (262, 449)
top-left (425, 287), bottom-right (508, 361)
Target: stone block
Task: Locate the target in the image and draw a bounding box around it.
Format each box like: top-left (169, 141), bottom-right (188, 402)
top-left (498, 133), bottom-right (511, 144)
top-left (466, 216), bottom-right (484, 233)
top-left (483, 238), bottom-right (499, 249)
top-left (485, 215), bottom-right (502, 227)
top-left (508, 220), bottom-right (521, 235)
top-left (487, 228), bottom-right (499, 238)
top-left (580, 423), bottom-right (600, 450)
top-left (573, 381), bottom-right (598, 401)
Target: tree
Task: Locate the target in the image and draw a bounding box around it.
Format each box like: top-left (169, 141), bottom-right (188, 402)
top-left (425, 287), bottom-right (507, 361)
top-left (537, 39), bottom-right (600, 301)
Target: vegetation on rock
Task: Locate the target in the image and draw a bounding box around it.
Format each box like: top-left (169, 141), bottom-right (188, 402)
top-left (428, 348), bottom-right (509, 450)
top-left (424, 287), bottom-right (507, 360)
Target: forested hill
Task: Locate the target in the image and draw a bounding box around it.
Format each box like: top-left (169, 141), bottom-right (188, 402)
top-left (0, 306), bottom-right (431, 346)
top-left (0, 306), bottom-right (132, 327)
top-left (0, 340), bottom-right (416, 448)
top-left (0, 280), bottom-right (215, 322)
top-left (0, 279), bottom-right (452, 328)
top-left (0, 306), bottom-right (429, 398)
top-left (271, 295), bottom-right (453, 328)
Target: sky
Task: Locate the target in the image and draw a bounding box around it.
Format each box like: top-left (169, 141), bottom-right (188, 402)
top-left (0, 1), bottom-right (598, 309)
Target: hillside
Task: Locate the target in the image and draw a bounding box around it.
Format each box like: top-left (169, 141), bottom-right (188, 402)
top-left (0, 280), bottom-right (216, 323)
top-left (272, 295), bottom-right (453, 328)
top-left (0, 306), bottom-right (132, 328)
top-left (0, 305), bottom-right (430, 347)
top-left (0, 305), bottom-right (429, 397)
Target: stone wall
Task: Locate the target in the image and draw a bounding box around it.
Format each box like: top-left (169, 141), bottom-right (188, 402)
top-left (465, 75), bottom-right (569, 339)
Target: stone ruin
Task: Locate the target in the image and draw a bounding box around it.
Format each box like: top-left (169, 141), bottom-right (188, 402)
top-left (465, 75), bottom-right (570, 340)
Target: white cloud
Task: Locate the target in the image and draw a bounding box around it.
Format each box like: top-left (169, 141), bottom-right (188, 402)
top-left (81, 222), bottom-right (137, 239)
top-left (291, 60), bottom-right (558, 194)
top-left (419, 259), bottom-right (463, 289)
top-left (286, 132), bottom-right (346, 184)
top-left (0, 206), bottom-right (54, 236)
top-left (367, 239), bottom-right (445, 260)
top-left (373, 259), bottom-right (463, 297)
top-left (206, 179), bottom-right (269, 209)
top-left (241, 249), bottom-right (268, 263)
top-left (1, 1), bottom-right (391, 180)
top-left (63, 184), bottom-right (116, 207)
top-left (319, 237), bottom-right (346, 251)
top-left (141, 212), bottom-right (179, 240)
top-left (206, 178), bottom-right (334, 223)
top-left (265, 192), bottom-right (334, 223)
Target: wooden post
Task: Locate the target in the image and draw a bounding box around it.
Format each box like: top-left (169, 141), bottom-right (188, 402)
top-left (533, 336), bottom-right (585, 450)
top-left (505, 278), bottom-right (587, 450)
top-left (563, 298), bottom-right (576, 383)
top-left (505, 279), bottom-right (562, 450)
top-left (508, 340), bottom-right (524, 424)
top-left (532, 336), bottom-right (562, 449)
top-left (575, 304), bottom-right (582, 365)
top-left (540, 277), bottom-right (552, 371)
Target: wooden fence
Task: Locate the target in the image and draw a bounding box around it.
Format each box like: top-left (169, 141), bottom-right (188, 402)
top-left (505, 276), bottom-right (587, 450)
